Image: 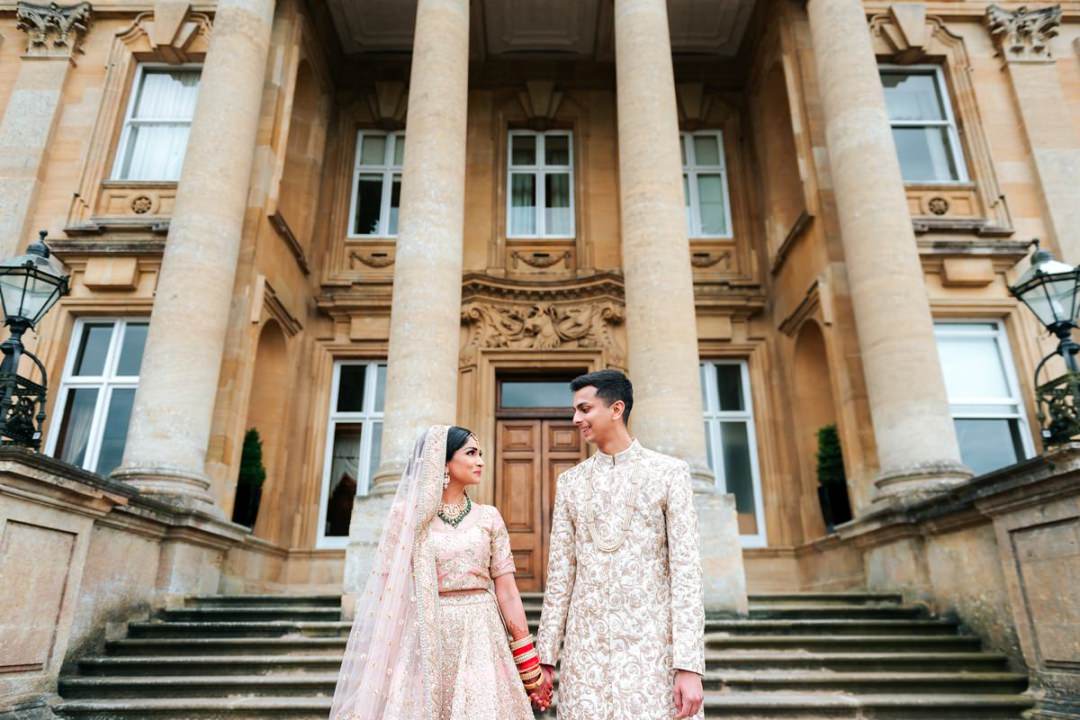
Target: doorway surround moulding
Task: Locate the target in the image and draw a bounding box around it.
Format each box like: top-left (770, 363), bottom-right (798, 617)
top-left (321, 81), bottom-right (409, 288)
top-left (487, 83), bottom-right (594, 279)
top-left (64, 4), bottom-right (211, 239)
top-left (869, 5), bottom-right (1014, 238)
top-left (264, 11), bottom-right (335, 278)
top-left (675, 81), bottom-right (763, 288)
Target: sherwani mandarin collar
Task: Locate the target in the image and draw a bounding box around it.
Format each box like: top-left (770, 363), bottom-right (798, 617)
top-left (593, 438), bottom-right (642, 466)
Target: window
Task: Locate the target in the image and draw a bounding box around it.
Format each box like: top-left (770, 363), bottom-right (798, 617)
top-left (507, 130), bottom-right (574, 238)
top-left (701, 360), bottom-right (766, 546)
top-left (934, 322), bottom-right (1033, 476)
top-left (113, 66), bottom-right (202, 181)
top-left (682, 132), bottom-right (732, 237)
top-left (47, 319), bottom-right (148, 476)
top-left (349, 131), bottom-right (404, 237)
top-left (319, 361), bottom-right (387, 544)
top-left (880, 66), bottom-right (968, 183)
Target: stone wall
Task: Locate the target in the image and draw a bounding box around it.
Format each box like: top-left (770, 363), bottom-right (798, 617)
top-left (0, 450), bottom-right (278, 714)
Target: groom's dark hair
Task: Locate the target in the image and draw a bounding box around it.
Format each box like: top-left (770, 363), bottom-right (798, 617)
top-left (570, 369), bottom-right (633, 424)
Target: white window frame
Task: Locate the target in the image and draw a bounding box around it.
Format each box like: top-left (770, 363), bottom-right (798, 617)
top-left (701, 359), bottom-right (767, 548)
top-left (317, 360), bottom-right (386, 548)
top-left (506, 130), bottom-right (576, 239)
top-left (111, 63), bottom-right (203, 182)
top-left (45, 318), bottom-right (147, 475)
top-left (682, 131), bottom-right (734, 239)
top-left (933, 320), bottom-right (1035, 470)
top-left (879, 64), bottom-right (969, 184)
top-left (347, 131), bottom-right (405, 238)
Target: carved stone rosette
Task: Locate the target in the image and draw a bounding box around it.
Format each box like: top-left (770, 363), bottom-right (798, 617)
top-left (459, 275), bottom-right (626, 369)
top-left (16, 1), bottom-right (93, 57)
top-left (986, 4), bottom-right (1062, 62)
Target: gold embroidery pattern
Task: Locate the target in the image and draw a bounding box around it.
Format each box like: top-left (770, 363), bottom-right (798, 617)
top-left (537, 441), bottom-right (706, 720)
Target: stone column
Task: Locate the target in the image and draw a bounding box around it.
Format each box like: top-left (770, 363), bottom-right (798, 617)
top-left (614, 0), bottom-right (746, 614)
top-left (987, 6), bottom-right (1080, 265)
top-left (343, 0), bottom-right (469, 613)
top-left (111, 0), bottom-right (276, 510)
top-left (807, 0), bottom-right (970, 502)
top-left (0, 2), bottom-right (92, 258)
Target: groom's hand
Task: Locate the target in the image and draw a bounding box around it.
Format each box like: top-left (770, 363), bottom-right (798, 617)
top-left (673, 670), bottom-right (703, 718)
top-left (529, 665), bottom-right (555, 712)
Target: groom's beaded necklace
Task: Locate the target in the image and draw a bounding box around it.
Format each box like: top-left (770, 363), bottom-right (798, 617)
top-left (584, 449), bottom-right (644, 553)
top-left (438, 495), bottom-right (472, 527)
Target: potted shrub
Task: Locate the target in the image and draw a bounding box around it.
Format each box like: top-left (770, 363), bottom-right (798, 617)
top-left (232, 428), bottom-right (267, 529)
top-left (816, 424), bottom-right (852, 532)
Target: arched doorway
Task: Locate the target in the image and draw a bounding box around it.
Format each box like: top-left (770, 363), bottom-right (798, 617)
top-left (235, 320), bottom-right (288, 539)
top-left (793, 321), bottom-right (850, 539)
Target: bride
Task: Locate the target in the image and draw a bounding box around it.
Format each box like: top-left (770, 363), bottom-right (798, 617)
top-left (329, 425), bottom-right (541, 719)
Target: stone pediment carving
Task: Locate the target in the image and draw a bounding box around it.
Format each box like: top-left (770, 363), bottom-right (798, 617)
top-left (459, 274), bottom-right (626, 369)
top-left (17, 1), bottom-right (92, 57)
top-left (986, 5), bottom-right (1061, 63)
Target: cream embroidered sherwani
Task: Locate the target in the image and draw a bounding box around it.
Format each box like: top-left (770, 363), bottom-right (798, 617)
top-left (537, 440), bottom-right (706, 720)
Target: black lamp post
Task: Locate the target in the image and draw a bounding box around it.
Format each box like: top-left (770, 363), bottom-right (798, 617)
top-left (1009, 241), bottom-right (1080, 444)
top-left (0, 231), bottom-right (69, 448)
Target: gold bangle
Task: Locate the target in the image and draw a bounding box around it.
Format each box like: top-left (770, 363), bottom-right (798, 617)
top-left (519, 666), bottom-right (542, 683)
top-left (514, 648), bottom-right (539, 665)
top-left (523, 674), bottom-right (544, 691)
top-left (519, 663), bottom-right (542, 678)
top-left (509, 634), bottom-right (535, 652)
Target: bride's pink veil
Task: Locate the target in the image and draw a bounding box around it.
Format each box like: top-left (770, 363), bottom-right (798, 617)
top-left (328, 425), bottom-right (448, 719)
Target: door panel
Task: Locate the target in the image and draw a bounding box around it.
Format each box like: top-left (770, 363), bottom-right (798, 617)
top-left (496, 418), bottom-right (586, 592)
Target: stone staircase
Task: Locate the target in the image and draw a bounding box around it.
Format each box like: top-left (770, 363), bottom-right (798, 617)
top-left (53, 591), bottom-right (1034, 719)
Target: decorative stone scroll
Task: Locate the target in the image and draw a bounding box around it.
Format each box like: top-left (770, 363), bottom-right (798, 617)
top-left (517, 81), bottom-right (564, 131)
top-left (986, 4), bottom-right (1062, 62)
top-left (16, 1), bottom-right (92, 57)
top-left (459, 275), bottom-right (627, 369)
top-left (367, 81), bottom-right (408, 130)
top-left (461, 299), bottom-right (625, 368)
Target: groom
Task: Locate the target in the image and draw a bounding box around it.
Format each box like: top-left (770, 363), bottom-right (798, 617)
top-left (533, 370), bottom-right (705, 719)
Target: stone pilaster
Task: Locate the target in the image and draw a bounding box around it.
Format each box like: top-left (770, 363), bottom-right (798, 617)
top-left (111, 0), bottom-right (276, 510)
top-left (986, 5), bottom-right (1080, 266)
top-left (614, 0), bottom-right (746, 613)
top-left (806, 0), bottom-right (970, 503)
top-left (344, 0), bottom-right (470, 614)
top-left (0, 1), bottom-right (91, 258)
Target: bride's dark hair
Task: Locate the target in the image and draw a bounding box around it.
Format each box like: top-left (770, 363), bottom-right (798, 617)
top-left (445, 426), bottom-right (476, 462)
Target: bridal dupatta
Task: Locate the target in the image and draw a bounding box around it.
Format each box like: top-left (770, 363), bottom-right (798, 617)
top-left (329, 425), bottom-right (448, 720)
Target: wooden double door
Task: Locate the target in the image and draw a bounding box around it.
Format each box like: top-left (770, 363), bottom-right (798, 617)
top-left (495, 419), bottom-right (587, 592)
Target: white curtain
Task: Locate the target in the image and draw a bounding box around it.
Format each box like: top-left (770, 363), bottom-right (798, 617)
top-left (117, 69), bottom-right (201, 181)
top-left (510, 173), bottom-right (536, 235)
top-left (544, 173), bottom-right (572, 235)
top-left (58, 388), bottom-right (98, 468)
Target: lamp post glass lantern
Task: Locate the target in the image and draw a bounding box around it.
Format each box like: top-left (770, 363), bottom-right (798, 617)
top-left (1009, 242), bottom-right (1080, 444)
top-left (0, 231), bottom-right (69, 448)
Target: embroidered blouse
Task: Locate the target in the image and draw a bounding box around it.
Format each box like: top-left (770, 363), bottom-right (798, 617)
top-left (430, 503), bottom-right (516, 593)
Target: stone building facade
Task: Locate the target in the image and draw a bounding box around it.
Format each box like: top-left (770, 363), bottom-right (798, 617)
top-left (1, 0), bottom-right (1080, 716)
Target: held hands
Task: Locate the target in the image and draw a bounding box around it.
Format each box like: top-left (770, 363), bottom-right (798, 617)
top-left (673, 670), bottom-right (703, 719)
top-left (529, 664), bottom-right (555, 712)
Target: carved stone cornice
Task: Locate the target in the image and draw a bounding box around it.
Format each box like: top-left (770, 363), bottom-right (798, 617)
top-left (16, 1), bottom-right (92, 58)
top-left (461, 272), bottom-right (624, 304)
top-left (986, 4), bottom-right (1061, 63)
top-left (459, 273), bottom-right (626, 369)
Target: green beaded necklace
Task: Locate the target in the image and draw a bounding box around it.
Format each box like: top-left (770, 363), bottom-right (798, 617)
top-left (438, 495), bottom-right (472, 528)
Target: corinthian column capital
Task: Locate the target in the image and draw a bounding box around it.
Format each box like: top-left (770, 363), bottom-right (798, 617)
top-left (986, 4), bottom-right (1061, 63)
top-left (15, 1), bottom-right (92, 58)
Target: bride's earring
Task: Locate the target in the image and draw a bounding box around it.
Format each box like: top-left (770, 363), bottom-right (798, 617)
top-left (443, 471), bottom-right (450, 490)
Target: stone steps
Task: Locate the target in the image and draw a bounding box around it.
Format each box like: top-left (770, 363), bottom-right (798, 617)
top-left (54, 591), bottom-right (1033, 720)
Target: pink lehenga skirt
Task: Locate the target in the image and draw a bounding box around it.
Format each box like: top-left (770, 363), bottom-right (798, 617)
top-left (435, 591), bottom-right (535, 720)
